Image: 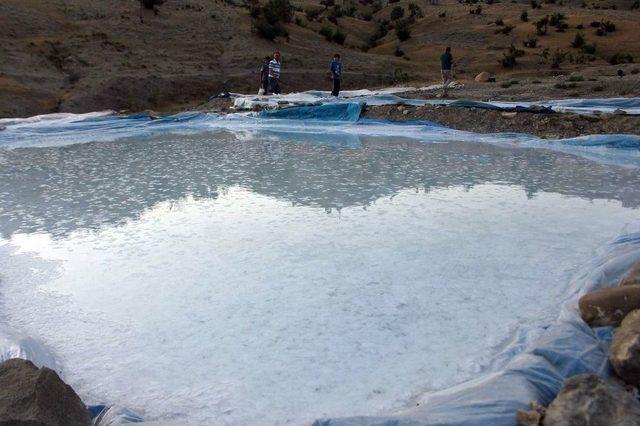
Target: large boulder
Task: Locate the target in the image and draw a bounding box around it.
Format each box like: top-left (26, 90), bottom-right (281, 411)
top-left (621, 262), bottom-right (640, 286)
top-left (578, 285), bottom-right (640, 327)
top-left (544, 375), bottom-right (640, 426)
top-left (474, 71), bottom-right (491, 82)
top-left (0, 358), bottom-right (91, 426)
top-left (610, 309), bottom-right (640, 387)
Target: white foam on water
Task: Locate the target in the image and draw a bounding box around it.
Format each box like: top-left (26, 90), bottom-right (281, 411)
top-left (1, 133), bottom-right (639, 425)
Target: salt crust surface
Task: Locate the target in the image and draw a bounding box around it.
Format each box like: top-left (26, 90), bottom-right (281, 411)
top-left (0, 134), bottom-right (639, 425)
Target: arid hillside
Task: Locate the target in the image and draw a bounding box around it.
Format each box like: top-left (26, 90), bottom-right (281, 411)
top-left (1, 0), bottom-right (639, 117)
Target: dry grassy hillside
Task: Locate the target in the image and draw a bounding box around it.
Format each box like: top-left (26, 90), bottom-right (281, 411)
top-left (0, 0), bottom-right (639, 117)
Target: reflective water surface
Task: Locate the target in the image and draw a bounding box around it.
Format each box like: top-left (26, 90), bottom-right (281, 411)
top-left (1, 131), bottom-right (639, 425)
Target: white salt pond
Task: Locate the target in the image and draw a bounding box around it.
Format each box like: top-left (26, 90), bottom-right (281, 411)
top-left (1, 130), bottom-right (640, 425)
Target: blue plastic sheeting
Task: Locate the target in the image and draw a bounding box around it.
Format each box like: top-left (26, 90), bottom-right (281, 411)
top-left (2, 106), bottom-right (639, 169)
top-left (89, 405), bottom-right (144, 425)
top-left (258, 102), bottom-right (363, 122)
top-left (314, 222), bottom-right (640, 426)
top-left (544, 97), bottom-right (640, 110)
top-left (231, 89), bottom-right (640, 114)
top-left (559, 134), bottom-right (640, 149)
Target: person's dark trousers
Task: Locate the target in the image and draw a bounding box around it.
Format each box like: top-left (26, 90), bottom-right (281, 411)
top-left (331, 78), bottom-right (340, 97)
top-left (269, 77), bottom-right (281, 95)
top-left (262, 79), bottom-right (269, 94)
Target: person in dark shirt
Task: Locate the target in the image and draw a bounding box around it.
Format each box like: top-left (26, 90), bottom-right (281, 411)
top-left (259, 56), bottom-right (270, 95)
top-left (330, 54), bottom-right (342, 97)
top-left (440, 47), bottom-right (454, 97)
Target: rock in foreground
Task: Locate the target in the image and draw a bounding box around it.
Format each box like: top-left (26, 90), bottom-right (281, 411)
top-left (611, 309), bottom-right (640, 387)
top-left (621, 262), bottom-right (640, 286)
top-left (578, 285), bottom-right (640, 327)
top-left (0, 358), bottom-right (91, 426)
top-left (544, 375), bottom-right (640, 426)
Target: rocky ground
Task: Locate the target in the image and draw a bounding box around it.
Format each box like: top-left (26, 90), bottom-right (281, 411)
top-left (362, 104), bottom-right (640, 139)
top-left (1, 0), bottom-right (639, 118)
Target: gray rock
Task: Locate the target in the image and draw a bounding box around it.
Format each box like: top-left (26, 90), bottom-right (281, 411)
top-left (474, 71), bottom-right (491, 82)
top-left (578, 285), bottom-right (640, 327)
top-left (611, 309), bottom-right (640, 387)
top-left (0, 358), bottom-right (91, 426)
top-left (544, 375), bottom-right (640, 426)
top-left (516, 401), bottom-right (545, 425)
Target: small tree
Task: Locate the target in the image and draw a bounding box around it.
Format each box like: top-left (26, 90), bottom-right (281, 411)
top-left (262, 0), bottom-right (293, 24)
top-left (550, 49), bottom-right (568, 68)
top-left (571, 32), bottom-right (585, 48)
top-left (520, 10), bottom-right (528, 21)
top-left (535, 16), bottom-right (549, 35)
top-left (395, 19), bottom-right (411, 41)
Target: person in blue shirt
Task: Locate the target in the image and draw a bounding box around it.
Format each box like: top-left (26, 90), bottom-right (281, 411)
top-left (259, 56), bottom-right (270, 95)
top-left (330, 54), bottom-right (342, 97)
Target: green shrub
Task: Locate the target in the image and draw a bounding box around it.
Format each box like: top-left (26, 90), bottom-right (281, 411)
top-left (249, 4), bottom-right (261, 18)
top-left (608, 52), bottom-right (634, 65)
top-left (568, 74), bottom-right (584, 81)
top-left (549, 12), bottom-right (566, 28)
top-left (496, 24), bottom-right (514, 34)
top-left (581, 43), bottom-right (596, 54)
top-left (501, 44), bottom-right (525, 67)
top-left (535, 16), bottom-right (549, 34)
top-left (320, 25), bottom-right (334, 41)
top-left (550, 49), bottom-right (568, 68)
top-left (332, 29), bottom-right (346, 44)
top-left (395, 19), bottom-right (411, 41)
top-left (601, 20), bottom-right (616, 32)
top-left (254, 18), bottom-right (288, 40)
top-left (495, 17), bottom-right (504, 25)
top-left (368, 20), bottom-right (389, 46)
top-left (327, 5), bottom-right (342, 23)
top-left (520, 10), bottom-right (528, 21)
top-left (361, 11), bottom-right (373, 21)
top-left (523, 35), bottom-right (538, 47)
top-left (305, 8), bottom-right (322, 21)
top-left (394, 45), bottom-right (405, 56)
top-left (571, 32), bottom-right (585, 48)
top-left (262, 0), bottom-right (293, 24)
top-left (408, 2), bottom-right (424, 18)
top-left (391, 6), bottom-right (405, 20)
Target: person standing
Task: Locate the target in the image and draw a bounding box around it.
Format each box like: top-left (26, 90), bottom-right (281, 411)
top-left (330, 53), bottom-right (342, 97)
top-left (259, 56), bottom-right (270, 95)
top-left (268, 51), bottom-right (282, 95)
top-left (440, 47), bottom-right (453, 98)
